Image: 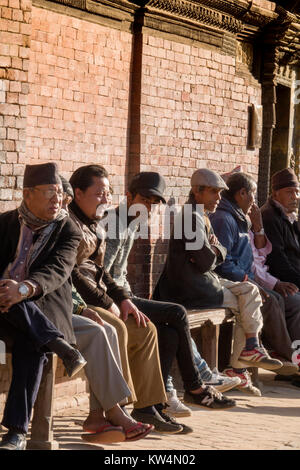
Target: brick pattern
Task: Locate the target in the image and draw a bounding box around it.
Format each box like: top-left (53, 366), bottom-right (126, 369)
top-left (26, 7), bottom-right (132, 195)
top-left (140, 34), bottom-right (261, 205)
top-left (0, 6), bottom-right (266, 397)
top-left (128, 34), bottom-right (262, 295)
top-left (0, 0), bottom-right (32, 212)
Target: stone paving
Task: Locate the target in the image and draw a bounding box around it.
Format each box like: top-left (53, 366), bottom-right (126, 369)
top-left (50, 371), bottom-right (300, 451)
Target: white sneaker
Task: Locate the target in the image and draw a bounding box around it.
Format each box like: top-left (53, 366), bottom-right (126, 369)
top-left (204, 367), bottom-right (241, 393)
top-left (165, 390), bottom-right (192, 417)
top-left (223, 367), bottom-right (261, 396)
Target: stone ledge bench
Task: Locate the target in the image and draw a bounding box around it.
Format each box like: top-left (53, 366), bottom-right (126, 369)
top-left (171, 307), bottom-right (259, 390)
top-left (187, 308), bottom-right (234, 371)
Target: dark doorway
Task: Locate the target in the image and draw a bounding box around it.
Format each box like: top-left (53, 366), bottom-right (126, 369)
top-left (270, 84), bottom-right (291, 177)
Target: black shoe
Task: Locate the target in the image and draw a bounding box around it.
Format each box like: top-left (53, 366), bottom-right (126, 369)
top-left (274, 374), bottom-right (299, 382)
top-left (131, 409), bottom-right (183, 434)
top-left (63, 349), bottom-right (87, 378)
top-left (159, 411), bottom-right (193, 434)
top-left (184, 386), bottom-right (236, 410)
top-left (291, 376), bottom-right (300, 388)
top-left (0, 431), bottom-right (27, 450)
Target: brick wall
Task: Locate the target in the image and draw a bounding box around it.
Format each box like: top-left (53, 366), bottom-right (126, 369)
top-left (0, 2), bottom-right (265, 411)
top-left (128, 32), bottom-right (262, 295)
top-left (27, 6), bottom-right (132, 197)
top-left (0, 0), bottom-right (31, 213)
top-left (140, 34), bottom-right (261, 204)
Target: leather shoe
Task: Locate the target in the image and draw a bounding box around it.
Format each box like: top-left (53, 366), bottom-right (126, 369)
top-left (0, 431), bottom-right (27, 450)
top-left (63, 349), bottom-right (87, 377)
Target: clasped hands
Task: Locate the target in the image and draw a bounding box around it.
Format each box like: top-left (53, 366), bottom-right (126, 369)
top-left (0, 279), bottom-right (23, 313)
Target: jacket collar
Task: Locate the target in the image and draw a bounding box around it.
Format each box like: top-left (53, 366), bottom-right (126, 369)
top-left (69, 200), bottom-right (98, 231)
top-left (217, 195), bottom-right (251, 230)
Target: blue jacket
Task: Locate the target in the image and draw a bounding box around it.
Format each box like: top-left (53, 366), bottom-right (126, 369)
top-left (210, 196), bottom-right (253, 282)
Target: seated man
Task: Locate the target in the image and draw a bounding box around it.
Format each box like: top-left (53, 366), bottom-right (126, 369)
top-left (0, 163), bottom-right (86, 450)
top-left (210, 171), bottom-right (298, 377)
top-left (68, 165), bottom-right (182, 434)
top-left (60, 178), bottom-right (153, 444)
top-left (261, 168), bottom-right (300, 360)
top-left (154, 168), bottom-right (282, 399)
top-left (104, 171), bottom-right (237, 418)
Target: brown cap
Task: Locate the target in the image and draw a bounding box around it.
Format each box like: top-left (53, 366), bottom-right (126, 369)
top-left (191, 168), bottom-right (228, 190)
top-left (23, 163), bottom-right (61, 188)
top-left (271, 168), bottom-right (299, 191)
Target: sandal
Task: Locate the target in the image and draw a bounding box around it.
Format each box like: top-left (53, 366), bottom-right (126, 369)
top-left (81, 424), bottom-right (125, 444)
top-left (125, 422), bottom-right (153, 442)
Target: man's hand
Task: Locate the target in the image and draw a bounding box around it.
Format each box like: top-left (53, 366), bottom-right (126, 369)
top-left (248, 204), bottom-right (263, 233)
top-left (81, 307), bottom-right (104, 326)
top-left (209, 234), bottom-right (221, 257)
top-left (274, 281), bottom-right (299, 297)
top-left (209, 234), bottom-right (219, 246)
top-left (119, 299), bottom-right (150, 328)
top-left (0, 279), bottom-right (23, 313)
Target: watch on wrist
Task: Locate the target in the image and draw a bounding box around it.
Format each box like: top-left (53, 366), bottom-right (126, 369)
top-left (254, 228), bottom-right (265, 236)
top-left (18, 282), bottom-right (30, 298)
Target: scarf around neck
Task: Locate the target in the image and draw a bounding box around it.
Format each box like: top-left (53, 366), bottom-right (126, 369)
top-left (18, 200), bottom-right (67, 229)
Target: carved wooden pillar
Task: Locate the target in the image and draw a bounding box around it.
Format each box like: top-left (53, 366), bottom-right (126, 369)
top-left (257, 47), bottom-right (277, 206)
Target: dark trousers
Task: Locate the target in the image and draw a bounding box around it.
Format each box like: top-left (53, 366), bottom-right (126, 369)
top-left (132, 296), bottom-right (203, 391)
top-left (0, 301), bottom-right (63, 434)
top-left (257, 286), bottom-right (294, 361)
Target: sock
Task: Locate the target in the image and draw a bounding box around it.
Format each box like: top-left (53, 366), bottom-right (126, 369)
top-left (245, 337), bottom-right (259, 351)
top-left (233, 368), bottom-right (246, 374)
top-left (155, 403), bottom-right (164, 413)
top-left (134, 406), bottom-right (156, 415)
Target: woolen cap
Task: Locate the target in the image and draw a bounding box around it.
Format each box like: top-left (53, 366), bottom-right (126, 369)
top-left (23, 163), bottom-right (61, 188)
top-left (129, 172), bottom-right (166, 203)
top-left (60, 175), bottom-right (74, 199)
top-left (272, 168), bottom-right (299, 191)
top-left (191, 168), bottom-right (228, 190)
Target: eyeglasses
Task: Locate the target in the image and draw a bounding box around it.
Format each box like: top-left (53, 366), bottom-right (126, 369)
top-left (96, 190), bottom-right (112, 199)
top-left (31, 188), bottom-right (64, 200)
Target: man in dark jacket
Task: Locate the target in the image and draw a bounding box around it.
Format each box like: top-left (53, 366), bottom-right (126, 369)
top-left (210, 172), bottom-right (298, 376)
top-left (155, 169), bottom-right (281, 396)
top-left (261, 168), bottom-right (300, 347)
top-left (0, 163), bottom-right (85, 450)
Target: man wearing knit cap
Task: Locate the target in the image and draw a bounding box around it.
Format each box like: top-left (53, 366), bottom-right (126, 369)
top-left (261, 168), bottom-right (300, 364)
top-left (0, 162), bottom-right (86, 450)
top-left (155, 168), bottom-right (282, 399)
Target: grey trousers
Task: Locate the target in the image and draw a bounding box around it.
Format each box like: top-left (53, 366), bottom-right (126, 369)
top-left (72, 315), bottom-right (131, 412)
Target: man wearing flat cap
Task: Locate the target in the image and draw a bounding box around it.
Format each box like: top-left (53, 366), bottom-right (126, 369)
top-left (0, 162), bottom-right (85, 449)
top-left (155, 168), bottom-right (282, 400)
top-left (104, 171), bottom-right (237, 421)
top-left (261, 168), bottom-right (300, 347)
